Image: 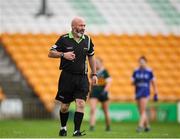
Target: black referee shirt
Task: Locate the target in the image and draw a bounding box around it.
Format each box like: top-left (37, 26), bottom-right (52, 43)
top-left (50, 32), bottom-right (95, 74)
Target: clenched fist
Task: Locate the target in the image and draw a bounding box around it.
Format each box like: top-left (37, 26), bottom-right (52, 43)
top-left (64, 51), bottom-right (76, 61)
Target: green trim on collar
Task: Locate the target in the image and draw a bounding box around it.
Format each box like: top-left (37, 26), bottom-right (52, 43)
top-left (68, 32), bottom-right (85, 43)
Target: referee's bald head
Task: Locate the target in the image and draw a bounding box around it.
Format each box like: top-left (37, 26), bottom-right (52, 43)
top-left (71, 17), bottom-right (86, 38)
top-left (71, 16), bottom-right (85, 27)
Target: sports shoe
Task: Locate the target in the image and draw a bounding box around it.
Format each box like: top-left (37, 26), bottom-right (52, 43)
top-left (136, 126), bottom-right (144, 133)
top-left (106, 126), bottom-right (111, 131)
top-left (59, 129), bottom-right (67, 136)
top-left (73, 130), bottom-right (86, 136)
top-left (144, 127), bottom-right (151, 132)
top-left (89, 126), bottom-right (95, 131)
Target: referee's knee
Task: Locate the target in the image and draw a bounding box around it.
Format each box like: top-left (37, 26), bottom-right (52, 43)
top-left (60, 104), bottom-right (69, 113)
top-left (76, 99), bottom-right (85, 112)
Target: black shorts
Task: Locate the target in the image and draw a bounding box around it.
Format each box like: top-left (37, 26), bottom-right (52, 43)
top-left (55, 71), bottom-right (89, 103)
top-left (90, 91), bottom-right (109, 102)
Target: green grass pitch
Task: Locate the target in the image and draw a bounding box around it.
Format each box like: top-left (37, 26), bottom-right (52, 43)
top-left (0, 120), bottom-right (180, 138)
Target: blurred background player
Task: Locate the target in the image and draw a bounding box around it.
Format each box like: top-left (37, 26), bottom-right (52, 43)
top-left (89, 57), bottom-right (112, 131)
top-left (132, 56), bottom-right (158, 133)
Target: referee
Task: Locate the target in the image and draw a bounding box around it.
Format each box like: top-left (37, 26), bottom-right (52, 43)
top-left (48, 17), bottom-right (98, 136)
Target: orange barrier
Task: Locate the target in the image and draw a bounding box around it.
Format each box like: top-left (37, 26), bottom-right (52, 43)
top-left (1, 33), bottom-right (180, 111)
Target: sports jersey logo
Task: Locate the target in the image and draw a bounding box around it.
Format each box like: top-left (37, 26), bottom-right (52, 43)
top-left (137, 83), bottom-right (148, 87)
top-left (97, 77), bottom-right (106, 86)
top-left (66, 47), bottom-right (73, 50)
top-left (83, 48), bottom-right (88, 53)
top-left (136, 73), bottom-right (149, 79)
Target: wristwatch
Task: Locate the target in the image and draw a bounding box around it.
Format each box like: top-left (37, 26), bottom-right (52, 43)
top-left (60, 53), bottom-right (64, 58)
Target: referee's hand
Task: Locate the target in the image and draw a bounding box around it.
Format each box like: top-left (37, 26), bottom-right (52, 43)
top-left (64, 51), bottom-right (76, 61)
top-left (91, 75), bottom-right (98, 85)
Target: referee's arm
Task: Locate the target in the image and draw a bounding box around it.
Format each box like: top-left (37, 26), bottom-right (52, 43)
top-left (88, 56), bottom-right (98, 85)
top-left (48, 49), bottom-right (75, 60)
top-left (48, 37), bottom-right (75, 60)
top-left (88, 56), bottom-right (96, 74)
top-left (48, 49), bottom-right (63, 58)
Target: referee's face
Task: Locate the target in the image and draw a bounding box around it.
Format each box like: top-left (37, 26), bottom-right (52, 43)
top-left (72, 19), bottom-right (86, 37)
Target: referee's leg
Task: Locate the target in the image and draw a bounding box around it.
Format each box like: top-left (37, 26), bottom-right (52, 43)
top-left (74, 98), bottom-right (86, 133)
top-left (73, 75), bottom-right (89, 135)
top-left (59, 102), bottom-right (70, 136)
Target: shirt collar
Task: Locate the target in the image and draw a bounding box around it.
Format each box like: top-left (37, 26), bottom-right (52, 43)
top-left (68, 32), bottom-right (85, 39)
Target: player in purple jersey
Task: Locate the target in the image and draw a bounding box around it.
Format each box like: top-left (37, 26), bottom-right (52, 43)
top-left (132, 56), bottom-right (158, 132)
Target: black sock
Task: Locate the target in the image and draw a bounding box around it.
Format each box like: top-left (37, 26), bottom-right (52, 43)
top-left (74, 112), bottom-right (84, 131)
top-left (60, 111), bottom-right (69, 127)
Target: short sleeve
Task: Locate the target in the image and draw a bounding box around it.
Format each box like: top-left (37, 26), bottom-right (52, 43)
top-left (104, 70), bottom-right (110, 79)
top-left (87, 38), bottom-right (94, 56)
top-left (50, 36), bottom-right (64, 52)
